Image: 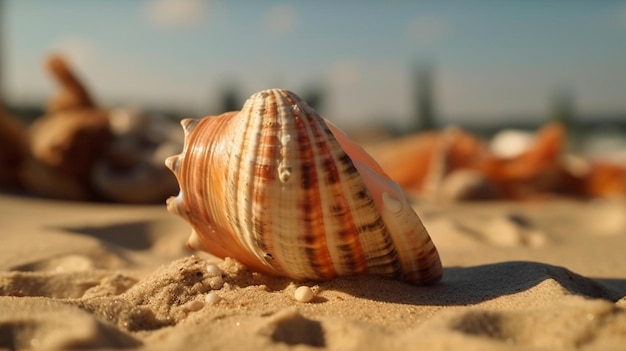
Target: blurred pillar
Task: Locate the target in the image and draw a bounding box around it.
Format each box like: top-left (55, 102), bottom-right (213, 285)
top-left (548, 88), bottom-right (580, 151)
top-left (412, 61), bottom-right (437, 133)
top-left (302, 83), bottom-right (325, 114)
top-left (219, 85), bottom-right (241, 112)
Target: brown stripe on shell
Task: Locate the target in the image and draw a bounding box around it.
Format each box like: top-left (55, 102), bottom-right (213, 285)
top-left (338, 175), bottom-right (394, 276)
top-left (259, 90), bottom-right (319, 278)
top-left (316, 114), bottom-right (403, 279)
top-left (302, 111), bottom-right (369, 276)
top-left (258, 93), bottom-right (284, 270)
top-left (332, 162), bottom-right (402, 278)
top-left (399, 236), bottom-right (442, 284)
top-left (235, 91), bottom-right (287, 273)
top-left (253, 90), bottom-right (316, 278)
top-left (380, 198), bottom-right (442, 284)
top-left (250, 135), bottom-right (276, 254)
top-left (223, 95), bottom-right (282, 271)
top-left (324, 146), bottom-right (403, 277)
top-left (357, 215), bottom-right (403, 278)
top-left (291, 104), bottom-right (337, 280)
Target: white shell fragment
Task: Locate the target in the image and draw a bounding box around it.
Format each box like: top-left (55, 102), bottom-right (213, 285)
top-left (209, 276), bottom-right (225, 290)
top-left (294, 286), bottom-right (315, 303)
top-left (182, 299), bottom-right (205, 312)
top-left (205, 292), bottom-right (221, 305)
top-left (206, 264), bottom-right (223, 277)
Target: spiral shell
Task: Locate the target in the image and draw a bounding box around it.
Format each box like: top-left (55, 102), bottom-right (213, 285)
top-left (165, 89), bottom-right (442, 285)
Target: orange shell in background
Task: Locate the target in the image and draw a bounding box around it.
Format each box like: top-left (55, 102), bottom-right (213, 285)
top-left (364, 132), bottom-right (440, 190)
top-left (45, 54), bottom-right (96, 113)
top-left (365, 127), bottom-right (488, 195)
top-left (582, 162), bottom-right (626, 199)
top-left (165, 89), bottom-right (442, 285)
top-left (479, 123), bottom-right (568, 199)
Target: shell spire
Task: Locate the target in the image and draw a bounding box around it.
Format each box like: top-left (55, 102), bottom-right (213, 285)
top-left (166, 89), bottom-right (442, 285)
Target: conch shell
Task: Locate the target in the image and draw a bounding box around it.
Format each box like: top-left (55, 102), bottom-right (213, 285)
top-left (166, 89), bottom-right (442, 285)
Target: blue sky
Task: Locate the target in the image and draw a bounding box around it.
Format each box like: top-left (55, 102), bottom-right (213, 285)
top-left (5, 0), bottom-right (626, 128)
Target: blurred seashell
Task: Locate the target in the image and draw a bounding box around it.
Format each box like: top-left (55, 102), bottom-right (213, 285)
top-left (365, 132), bottom-right (439, 192)
top-left (420, 126), bottom-right (488, 200)
top-left (45, 54), bottom-right (95, 113)
top-left (21, 109), bottom-right (112, 200)
top-left (562, 154), bottom-right (591, 179)
top-left (165, 89), bottom-right (442, 285)
top-left (91, 108), bottom-right (181, 203)
top-left (480, 123), bottom-right (566, 200)
top-left (19, 55), bottom-right (111, 200)
top-left (582, 162), bottom-right (626, 199)
top-left (366, 126), bottom-right (487, 198)
top-left (489, 129), bottom-right (536, 159)
top-left (439, 169), bottom-right (495, 201)
top-left (0, 109), bottom-right (26, 188)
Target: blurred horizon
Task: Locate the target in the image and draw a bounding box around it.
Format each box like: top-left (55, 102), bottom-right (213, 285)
top-left (3, 0), bottom-right (626, 132)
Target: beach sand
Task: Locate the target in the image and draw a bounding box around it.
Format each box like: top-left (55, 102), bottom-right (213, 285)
top-left (1, 192), bottom-right (625, 350)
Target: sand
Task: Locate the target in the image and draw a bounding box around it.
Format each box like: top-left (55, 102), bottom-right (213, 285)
top-left (1, 192), bottom-right (626, 350)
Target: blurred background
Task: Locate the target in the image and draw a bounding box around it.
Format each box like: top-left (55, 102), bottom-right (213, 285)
top-left (1, 0), bottom-right (626, 202)
top-left (3, 0), bottom-right (626, 135)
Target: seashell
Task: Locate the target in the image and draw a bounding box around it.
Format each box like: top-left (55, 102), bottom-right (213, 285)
top-left (419, 126), bottom-right (489, 201)
top-left (18, 54), bottom-right (180, 203)
top-left (479, 123), bottom-right (567, 200)
top-left (165, 89), bottom-right (442, 285)
top-left (366, 121), bottom-right (625, 201)
top-left (21, 109), bottom-right (112, 200)
top-left (365, 126), bottom-right (487, 199)
top-left (91, 108), bottom-right (181, 203)
top-left (45, 54), bottom-right (96, 113)
top-left (582, 162), bottom-right (626, 199)
top-left (364, 132), bottom-right (440, 194)
top-left (19, 54), bottom-right (111, 200)
top-left (489, 129), bottom-right (536, 159)
top-left (438, 169), bottom-right (496, 201)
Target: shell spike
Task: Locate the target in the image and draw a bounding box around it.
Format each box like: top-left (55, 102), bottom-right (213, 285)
top-left (165, 154), bottom-right (180, 173)
top-left (180, 118), bottom-right (200, 135)
top-left (166, 192), bottom-right (186, 218)
top-left (186, 229), bottom-right (205, 251)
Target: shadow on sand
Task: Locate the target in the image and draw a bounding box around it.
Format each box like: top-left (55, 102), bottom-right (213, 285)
top-left (324, 261), bottom-right (626, 306)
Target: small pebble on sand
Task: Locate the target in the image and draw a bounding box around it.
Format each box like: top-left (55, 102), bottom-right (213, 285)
top-left (182, 299), bottom-right (205, 312)
top-left (206, 264), bottom-right (222, 277)
top-left (205, 292), bottom-right (221, 305)
top-left (294, 286), bottom-right (315, 303)
top-left (209, 276), bottom-right (224, 290)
